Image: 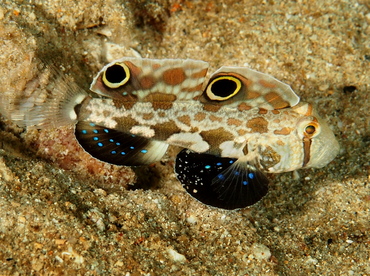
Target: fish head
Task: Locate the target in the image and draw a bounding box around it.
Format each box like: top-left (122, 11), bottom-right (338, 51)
top-left (292, 102), bottom-right (340, 169)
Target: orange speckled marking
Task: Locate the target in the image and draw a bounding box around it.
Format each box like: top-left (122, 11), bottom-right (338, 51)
top-left (142, 113), bottom-right (154, 120)
top-left (227, 118), bottom-right (243, 126)
top-left (259, 79), bottom-right (277, 88)
top-left (264, 92), bottom-right (289, 109)
top-left (191, 68), bottom-right (208, 78)
top-left (125, 61), bottom-right (142, 77)
top-left (140, 75), bottom-right (156, 89)
top-left (246, 117), bottom-right (268, 133)
top-left (185, 83), bottom-right (204, 93)
top-left (238, 129), bottom-right (248, 136)
top-left (209, 115), bottom-right (223, 122)
top-left (177, 115), bottom-right (192, 126)
top-left (246, 90), bottom-right (261, 100)
top-left (144, 93), bottom-right (176, 110)
top-left (158, 111), bottom-right (166, 117)
top-left (152, 102), bottom-right (174, 111)
top-left (274, 127), bottom-right (293, 135)
top-left (153, 121), bottom-right (181, 139)
top-left (152, 63), bottom-right (161, 70)
top-left (258, 108), bottom-right (268, 115)
top-left (277, 140), bottom-right (285, 146)
top-left (200, 128), bottom-right (233, 149)
top-left (162, 68), bottom-right (186, 85)
top-left (237, 103), bottom-right (252, 111)
top-left (144, 92), bottom-right (176, 104)
top-left (203, 104), bottom-right (222, 112)
top-left (121, 101), bottom-right (136, 110)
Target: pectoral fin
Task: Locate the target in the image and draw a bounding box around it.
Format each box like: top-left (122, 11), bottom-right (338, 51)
top-left (175, 149), bottom-right (269, 210)
top-left (75, 121), bottom-right (168, 166)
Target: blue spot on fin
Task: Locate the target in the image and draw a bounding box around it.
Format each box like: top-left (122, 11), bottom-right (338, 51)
top-left (75, 121), bottom-right (168, 166)
top-left (175, 149), bottom-right (269, 210)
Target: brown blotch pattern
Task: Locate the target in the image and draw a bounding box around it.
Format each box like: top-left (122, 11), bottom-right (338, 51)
top-left (246, 117), bottom-right (269, 133)
top-left (194, 112), bottom-right (206, 121)
top-left (271, 110), bottom-right (280, 114)
top-left (152, 121), bottom-right (181, 140)
top-left (202, 104), bottom-right (222, 112)
top-left (123, 102), bottom-right (137, 110)
top-left (113, 99), bottom-right (137, 110)
top-left (277, 140), bottom-right (285, 146)
top-left (191, 68), bottom-right (208, 78)
top-left (227, 118), bottom-right (243, 126)
top-left (200, 128), bottom-right (234, 154)
top-left (152, 63), bottom-right (161, 70)
top-left (125, 61), bottom-right (142, 77)
top-left (158, 111), bottom-right (166, 117)
top-left (246, 90), bottom-right (261, 100)
top-left (102, 110), bottom-right (111, 118)
top-left (142, 113), bottom-right (154, 120)
top-left (143, 92), bottom-right (177, 103)
top-left (259, 79), bottom-right (277, 89)
top-left (152, 101), bottom-right (174, 111)
top-left (184, 83), bottom-right (204, 93)
top-left (237, 102), bottom-right (252, 111)
top-left (162, 68), bottom-right (186, 85)
top-left (242, 78), bottom-right (253, 88)
top-left (143, 93), bottom-right (177, 111)
top-left (264, 92), bottom-right (289, 109)
top-left (237, 129), bottom-right (248, 136)
top-left (209, 115), bottom-right (223, 122)
top-left (177, 115), bottom-right (192, 126)
top-left (140, 75), bottom-right (156, 89)
top-left (274, 127), bottom-right (293, 135)
top-left (115, 116), bottom-right (139, 132)
top-left (258, 108), bottom-right (268, 114)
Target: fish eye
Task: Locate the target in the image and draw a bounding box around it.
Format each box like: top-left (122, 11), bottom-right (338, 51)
top-left (297, 117), bottom-right (321, 139)
top-left (305, 124), bottom-right (316, 135)
top-left (102, 62), bottom-right (130, 88)
top-left (206, 75), bottom-right (242, 101)
top-left (303, 121), bottom-right (320, 138)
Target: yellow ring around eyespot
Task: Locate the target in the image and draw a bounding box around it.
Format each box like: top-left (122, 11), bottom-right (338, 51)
top-left (102, 62), bottom-right (131, 89)
top-left (206, 76), bottom-right (242, 101)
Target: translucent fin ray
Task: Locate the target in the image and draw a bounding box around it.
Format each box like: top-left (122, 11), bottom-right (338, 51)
top-left (0, 58), bottom-right (87, 128)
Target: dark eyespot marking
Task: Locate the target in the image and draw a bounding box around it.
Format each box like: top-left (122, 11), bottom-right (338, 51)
top-left (206, 76), bottom-right (242, 101)
top-left (102, 62), bottom-right (130, 89)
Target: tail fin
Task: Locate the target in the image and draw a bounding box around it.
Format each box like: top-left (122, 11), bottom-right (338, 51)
top-left (0, 58), bottom-right (88, 129)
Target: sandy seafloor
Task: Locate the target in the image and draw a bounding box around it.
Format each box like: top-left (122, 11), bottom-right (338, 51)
top-left (0, 0), bottom-right (369, 275)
